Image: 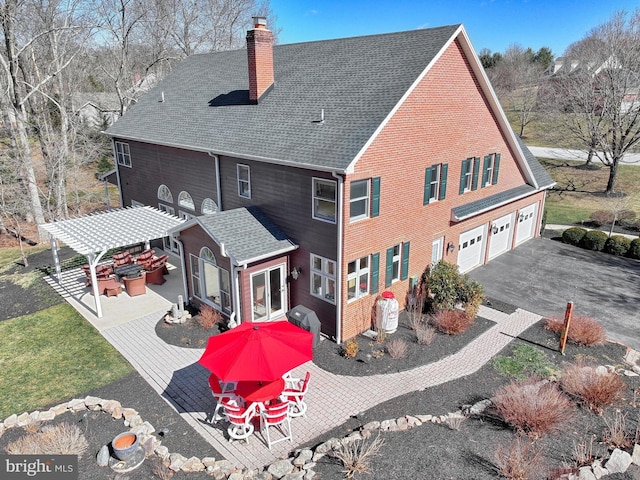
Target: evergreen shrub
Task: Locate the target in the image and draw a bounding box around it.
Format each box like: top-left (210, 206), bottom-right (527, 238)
top-left (561, 227), bottom-right (587, 246)
top-left (579, 230), bottom-right (608, 251)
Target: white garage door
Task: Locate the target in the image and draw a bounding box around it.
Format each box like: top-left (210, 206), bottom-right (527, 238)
top-left (488, 213), bottom-right (513, 259)
top-left (458, 225), bottom-right (486, 273)
top-left (515, 203), bottom-right (537, 245)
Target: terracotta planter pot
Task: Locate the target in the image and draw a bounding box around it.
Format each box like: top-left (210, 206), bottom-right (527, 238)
top-left (112, 432), bottom-right (139, 461)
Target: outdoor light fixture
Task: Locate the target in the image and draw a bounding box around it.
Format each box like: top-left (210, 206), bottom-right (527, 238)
top-left (519, 213), bottom-right (524, 221)
top-left (492, 225), bottom-right (498, 235)
top-left (291, 267), bottom-right (302, 280)
top-left (447, 242), bottom-right (455, 253)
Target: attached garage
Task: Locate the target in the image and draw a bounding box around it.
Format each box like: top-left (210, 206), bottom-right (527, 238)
top-left (515, 203), bottom-right (537, 245)
top-left (458, 225), bottom-right (486, 273)
top-left (488, 213), bottom-right (513, 259)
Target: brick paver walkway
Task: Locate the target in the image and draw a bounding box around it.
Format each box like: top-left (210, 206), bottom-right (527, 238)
top-left (101, 305), bottom-right (541, 470)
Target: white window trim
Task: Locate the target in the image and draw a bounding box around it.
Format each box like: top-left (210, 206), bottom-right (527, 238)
top-left (429, 164), bottom-right (441, 202)
top-left (201, 198), bottom-right (218, 215)
top-left (178, 191), bottom-right (195, 210)
top-left (310, 253), bottom-right (336, 304)
top-left (158, 203), bottom-right (175, 215)
top-left (484, 154), bottom-right (496, 187)
top-left (347, 255), bottom-right (370, 302)
top-left (391, 244), bottom-right (401, 283)
top-left (115, 141), bottom-right (131, 168)
top-left (349, 179), bottom-right (370, 222)
top-left (237, 164), bottom-right (251, 199)
top-left (463, 159), bottom-right (474, 193)
top-left (192, 248), bottom-right (231, 313)
top-left (158, 184), bottom-right (173, 203)
top-left (312, 178), bottom-right (337, 223)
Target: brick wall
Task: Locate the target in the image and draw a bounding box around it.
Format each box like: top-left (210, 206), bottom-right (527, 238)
top-left (338, 38), bottom-right (546, 340)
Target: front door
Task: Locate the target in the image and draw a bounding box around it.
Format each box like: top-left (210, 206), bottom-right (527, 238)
top-left (251, 264), bottom-right (286, 322)
top-left (431, 237), bottom-right (444, 265)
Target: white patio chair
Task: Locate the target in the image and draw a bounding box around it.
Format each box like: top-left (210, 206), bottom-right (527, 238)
top-left (260, 401), bottom-right (292, 449)
top-left (280, 371), bottom-right (310, 418)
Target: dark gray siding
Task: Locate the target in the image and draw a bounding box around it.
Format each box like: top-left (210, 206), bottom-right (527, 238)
top-left (116, 139), bottom-right (218, 214)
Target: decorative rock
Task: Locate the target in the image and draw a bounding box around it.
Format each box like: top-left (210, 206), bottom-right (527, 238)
top-left (155, 445), bottom-right (169, 460)
top-left (396, 417), bottom-right (409, 431)
top-left (84, 396), bottom-right (102, 408)
top-left (406, 415), bottom-right (422, 427)
top-left (127, 414), bottom-right (143, 428)
top-left (469, 399), bottom-right (492, 415)
top-left (282, 472), bottom-right (304, 480)
top-left (302, 462), bottom-right (316, 470)
top-left (623, 369), bottom-right (639, 377)
top-left (50, 403), bottom-right (68, 416)
top-left (255, 472), bottom-right (274, 480)
top-left (632, 444), bottom-right (640, 466)
top-left (578, 467), bottom-right (597, 480)
top-left (131, 421), bottom-right (155, 436)
top-left (227, 473), bottom-right (244, 480)
top-left (632, 365), bottom-right (640, 375)
top-left (293, 449), bottom-right (313, 466)
top-left (213, 459), bottom-right (236, 476)
top-left (591, 460), bottom-right (608, 479)
top-left (303, 471), bottom-right (315, 480)
top-left (28, 411), bottom-right (40, 423)
top-left (201, 457), bottom-right (216, 468)
top-left (362, 421), bottom-right (380, 431)
top-left (311, 452), bottom-right (325, 462)
top-left (168, 453), bottom-right (187, 471)
top-left (180, 456), bottom-right (205, 472)
top-left (96, 445), bottom-right (110, 467)
top-left (122, 408), bottom-right (139, 421)
top-left (39, 411), bottom-right (55, 421)
top-left (102, 400), bottom-right (121, 414)
top-left (605, 448), bottom-right (632, 474)
top-left (415, 414), bottom-right (432, 423)
top-left (112, 406), bottom-right (122, 419)
top-left (380, 419), bottom-right (395, 431)
top-left (68, 398), bottom-right (85, 412)
top-left (4, 414), bottom-right (18, 428)
top-left (17, 412), bottom-right (30, 426)
top-left (141, 435), bottom-right (155, 457)
top-left (267, 459), bottom-right (294, 478)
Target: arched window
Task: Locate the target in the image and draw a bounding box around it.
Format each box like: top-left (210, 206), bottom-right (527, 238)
top-left (178, 191), bottom-right (195, 210)
top-left (201, 198), bottom-right (219, 215)
top-left (191, 247), bottom-right (231, 312)
top-left (199, 247), bottom-right (216, 264)
top-left (157, 184), bottom-right (173, 202)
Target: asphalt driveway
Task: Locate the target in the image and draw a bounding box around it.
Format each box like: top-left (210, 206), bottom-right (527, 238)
top-left (467, 236), bottom-right (640, 351)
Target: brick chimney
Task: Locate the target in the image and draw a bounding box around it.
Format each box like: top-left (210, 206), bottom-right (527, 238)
top-left (246, 16), bottom-right (274, 104)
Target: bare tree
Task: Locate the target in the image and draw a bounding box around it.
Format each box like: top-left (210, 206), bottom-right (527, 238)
top-left (544, 10), bottom-right (640, 194)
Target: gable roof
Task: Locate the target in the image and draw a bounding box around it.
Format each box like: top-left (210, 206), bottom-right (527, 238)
top-left (105, 25), bottom-right (460, 172)
top-left (171, 206), bottom-right (297, 266)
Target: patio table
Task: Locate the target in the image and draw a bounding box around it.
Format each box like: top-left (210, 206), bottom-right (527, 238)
top-left (114, 263), bottom-right (143, 279)
top-left (234, 378), bottom-right (285, 410)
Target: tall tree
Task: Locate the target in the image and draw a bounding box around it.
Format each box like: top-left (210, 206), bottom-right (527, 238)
top-left (545, 10), bottom-right (640, 194)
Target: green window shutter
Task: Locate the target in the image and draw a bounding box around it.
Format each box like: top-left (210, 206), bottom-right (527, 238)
top-left (459, 159), bottom-right (469, 194)
top-left (472, 157), bottom-right (480, 190)
top-left (439, 164), bottom-right (448, 200)
top-left (492, 154), bottom-right (501, 184)
top-left (371, 253), bottom-right (380, 294)
top-left (385, 247), bottom-right (394, 287)
top-left (401, 242), bottom-right (410, 280)
top-left (423, 167), bottom-right (432, 205)
top-left (482, 155), bottom-right (490, 187)
top-left (371, 177), bottom-right (381, 217)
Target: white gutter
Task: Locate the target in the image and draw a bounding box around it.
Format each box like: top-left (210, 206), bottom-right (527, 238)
top-left (332, 171), bottom-right (344, 344)
top-left (174, 235), bottom-right (189, 308)
top-left (238, 244), bottom-right (299, 266)
top-left (450, 186), bottom-right (552, 222)
top-left (220, 243), bottom-right (244, 323)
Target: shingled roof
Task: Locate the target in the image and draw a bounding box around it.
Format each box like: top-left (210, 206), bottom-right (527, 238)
top-left (105, 25), bottom-right (461, 172)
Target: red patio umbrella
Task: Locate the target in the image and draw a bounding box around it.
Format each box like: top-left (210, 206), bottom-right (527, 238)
top-left (198, 321), bottom-right (313, 382)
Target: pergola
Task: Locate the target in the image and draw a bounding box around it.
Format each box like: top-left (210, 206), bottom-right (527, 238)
top-left (41, 206), bottom-right (185, 318)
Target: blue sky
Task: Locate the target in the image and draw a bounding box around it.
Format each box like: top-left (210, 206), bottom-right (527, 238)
top-left (270, 0), bottom-right (640, 57)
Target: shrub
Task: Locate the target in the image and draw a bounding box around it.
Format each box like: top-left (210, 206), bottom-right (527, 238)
top-left (579, 230), bottom-right (608, 251)
top-left (604, 235), bottom-right (631, 256)
top-left (544, 315), bottom-right (606, 346)
top-left (494, 434), bottom-right (546, 480)
top-left (560, 364), bottom-right (626, 413)
top-left (589, 210), bottom-right (614, 226)
top-left (197, 304), bottom-right (223, 329)
top-left (342, 338), bottom-right (359, 359)
top-left (6, 423), bottom-right (89, 456)
top-left (415, 323), bottom-right (436, 345)
top-left (602, 410), bottom-right (633, 449)
top-left (385, 338), bottom-right (408, 359)
top-left (492, 379), bottom-right (574, 437)
top-left (333, 433), bottom-right (384, 478)
top-left (429, 309), bottom-right (474, 335)
top-left (421, 261), bottom-right (483, 317)
top-left (628, 238), bottom-right (640, 259)
top-left (562, 227), bottom-right (587, 246)
top-left (617, 209), bottom-right (637, 228)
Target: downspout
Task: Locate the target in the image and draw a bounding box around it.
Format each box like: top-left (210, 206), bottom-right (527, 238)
top-left (332, 171), bottom-right (344, 344)
top-left (208, 153), bottom-right (222, 211)
top-left (220, 242), bottom-right (243, 325)
top-left (174, 234), bottom-right (189, 309)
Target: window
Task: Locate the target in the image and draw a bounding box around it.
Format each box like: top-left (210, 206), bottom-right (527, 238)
top-left (423, 164), bottom-right (448, 204)
top-left (310, 254), bottom-right (336, 304)
top-left (191, 248), bottom-right (231, 312)
top-left (386, 245), bottom-right (401, 286)
top-left (482, 153), bottom-right (501, 187)
top-left (347, 256), bottom-right (369, 301)
top-left (115, 141), bottom-right (131, 167)
top-left (157, 185), bottom-right (173, 203)
top-left (158, 203), bottom-right (175, 215)
top-left (179, 211), bottom-right (194, 220)
top-left (237, 164), bottom-right (251, 198)
top-left (178, 191), bottom-right (195, 210)
top-left (201, 198), bottom-right (219, 215)
top-left (350, 180), bottom-right (369, 221)
top-left (459, 157), bottom-right (480, 194)
top-left (312, 178), bottom-right (337, 223)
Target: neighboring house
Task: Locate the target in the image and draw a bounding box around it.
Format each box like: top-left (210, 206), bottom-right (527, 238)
top-left (104, 18), bottom-right (554, 342)
top-left (72, 93), bottom-right (121, 130)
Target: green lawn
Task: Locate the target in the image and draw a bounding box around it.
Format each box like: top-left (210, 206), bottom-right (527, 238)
top-left (0, 248), bottom-right (134, 419)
